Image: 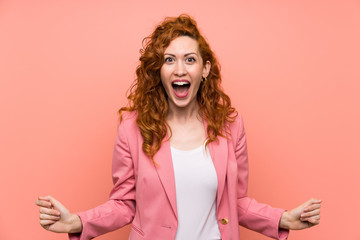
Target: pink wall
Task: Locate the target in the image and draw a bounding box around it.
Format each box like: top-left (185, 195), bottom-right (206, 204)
top-left (1, 0), bottom-right (359, 239)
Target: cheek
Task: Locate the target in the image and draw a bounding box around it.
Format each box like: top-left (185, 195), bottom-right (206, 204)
top-left (159, 69), bottom-right (167, 86)
top-left (160, 69), bottom-right (171, 94)
top-left (190, 67), bottom-right (204, 82)
top-left (192, 80), bottom-right (202, 94)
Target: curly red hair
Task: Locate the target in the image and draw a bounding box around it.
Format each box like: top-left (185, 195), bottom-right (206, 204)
top-left (119, 14), bottom-right (237, 161)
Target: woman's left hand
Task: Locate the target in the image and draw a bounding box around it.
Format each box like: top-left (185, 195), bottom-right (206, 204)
top-left (279, 198), bottom-right (322, 230)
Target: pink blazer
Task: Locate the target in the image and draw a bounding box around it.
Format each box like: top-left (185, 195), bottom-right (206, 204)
top-left (69, 112), bottom-right (289, 240)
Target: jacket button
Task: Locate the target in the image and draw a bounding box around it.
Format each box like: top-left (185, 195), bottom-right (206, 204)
top-left (221, 218), bottom-right (229, 225)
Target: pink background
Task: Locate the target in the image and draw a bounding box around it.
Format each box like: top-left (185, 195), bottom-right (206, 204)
top-left (1, 0), bottom-right (359, 239)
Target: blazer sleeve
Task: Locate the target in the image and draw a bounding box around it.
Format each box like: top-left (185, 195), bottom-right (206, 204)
top-left (234, 115), bottom-right (289, 240)
top-left (69, 120), bottom-right (136, 240)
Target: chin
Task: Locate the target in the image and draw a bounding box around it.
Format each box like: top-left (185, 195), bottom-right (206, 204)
top-left (172, 98), bottom-right (197, 109)
top-left (173, 102), bottom-right (189, 108)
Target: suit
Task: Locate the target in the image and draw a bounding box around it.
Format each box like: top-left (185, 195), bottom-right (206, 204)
top-left (69, 111), bottom-right (289, 240)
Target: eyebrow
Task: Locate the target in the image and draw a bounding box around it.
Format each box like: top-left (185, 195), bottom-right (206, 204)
top-left (164, 52), bottom-right (198, 57)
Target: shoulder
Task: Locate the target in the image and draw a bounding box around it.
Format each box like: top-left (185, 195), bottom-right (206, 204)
top-left (120, 110), bottom-right (138, 123)
top-left (118, 110), bottom-right (139, 133)
top-left (227, 112), bottom-right (245, 130)
top-left (227, 112), bottom-right (246, 140)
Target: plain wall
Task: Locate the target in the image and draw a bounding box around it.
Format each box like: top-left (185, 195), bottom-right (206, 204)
top-left (1, 0), bottom-right (359, 239)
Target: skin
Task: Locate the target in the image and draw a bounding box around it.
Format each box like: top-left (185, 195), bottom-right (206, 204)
top-left (35, 36), bottom-right (322, 234)
top-left (36, 196), bottom-right (82, 233)
top-left (160, 36), bottom-right (210, 150)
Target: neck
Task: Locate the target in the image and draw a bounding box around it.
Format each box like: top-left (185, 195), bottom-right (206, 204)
top-left (166, 100), bottom-right (202, 124)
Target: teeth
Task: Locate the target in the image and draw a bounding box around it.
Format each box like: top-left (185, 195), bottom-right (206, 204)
top-left (173, 81), bottom-right (189, 86)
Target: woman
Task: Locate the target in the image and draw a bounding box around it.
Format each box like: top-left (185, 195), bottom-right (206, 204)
top-left (36, 15), bottom-right (321, 240)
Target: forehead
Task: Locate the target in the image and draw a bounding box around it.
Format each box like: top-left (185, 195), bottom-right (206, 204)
top-left (164, 36), bottom-right (200, 54)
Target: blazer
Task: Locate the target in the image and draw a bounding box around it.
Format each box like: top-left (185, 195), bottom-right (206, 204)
top-left (69, 111), bottom-right (289, 240)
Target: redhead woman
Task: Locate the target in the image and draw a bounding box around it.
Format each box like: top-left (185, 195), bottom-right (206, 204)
top-left (36, 15), bottom-right (321, 240)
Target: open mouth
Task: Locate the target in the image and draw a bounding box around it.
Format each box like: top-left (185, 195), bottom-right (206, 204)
top-left (172, 80), bottom-right (191, 98)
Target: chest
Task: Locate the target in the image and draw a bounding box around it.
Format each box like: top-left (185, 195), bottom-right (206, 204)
top-left (167, 120), bottom-right (207, 150)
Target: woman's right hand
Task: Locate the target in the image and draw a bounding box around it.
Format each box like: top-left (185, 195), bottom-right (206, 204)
top-left (35, 196), bottom-right (83, 233)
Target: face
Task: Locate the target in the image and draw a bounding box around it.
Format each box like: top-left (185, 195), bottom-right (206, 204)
top-left (160, 36), bottom-right (210, 110)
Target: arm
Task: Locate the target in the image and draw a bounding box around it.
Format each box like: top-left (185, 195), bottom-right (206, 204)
top-left (235, 116), bottom-right (321, 239)
top-left (234, 115), bottom-right (289, 240)
top-left (36, 120), bottom-right (136, 240)
top-left (68, 120), bottom-right (136, 239)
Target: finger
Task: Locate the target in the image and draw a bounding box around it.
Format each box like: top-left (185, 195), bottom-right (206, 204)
top-left (40, 219), bottom-right (56, 226)
top-left (306, 198), bottom-right (322, 206)
top-left (308, 216), bottom-right (320, 225)
top-left (38, 196), bottom-right (52, 202)
top-left (36, 199), bottom-right (52, 208)
top-left (301, 215), bottom-right (320, 224)
top-left (42, 195), bottom-right (64, 210)
top-left (40, 213), bottom-right (61, 221)
top-left (39, 196), bottom-right (59, 204)
top-left (303, 203), bottom-right (321, 212)
top-left (301, 209), bottom-right (320, 218)
top-left (39, 207), bottom-right (60, 216)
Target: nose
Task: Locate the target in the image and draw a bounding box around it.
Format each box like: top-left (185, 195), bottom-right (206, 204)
top-left (174, 60), bottom-right (186, 77)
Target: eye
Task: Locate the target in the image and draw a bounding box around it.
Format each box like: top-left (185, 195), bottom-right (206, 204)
top-left (186, 57), bottom-right (196, 63)
top-left (164, 57), bottom-right (174, 63)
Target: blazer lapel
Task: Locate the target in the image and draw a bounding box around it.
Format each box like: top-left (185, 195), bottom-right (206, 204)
top-left (152, 119), bottom-right (229, 218)
top-left (153, 137), bottom-right (178, 218)
top-left (203, 119), bottom-right (229, 209)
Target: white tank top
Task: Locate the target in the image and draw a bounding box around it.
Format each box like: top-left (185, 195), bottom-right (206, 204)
top-left (171, 143), bottom-right (221, 240)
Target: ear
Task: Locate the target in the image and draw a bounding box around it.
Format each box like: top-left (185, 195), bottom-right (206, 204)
top-left (203, 60), bottom-right (211, 78)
